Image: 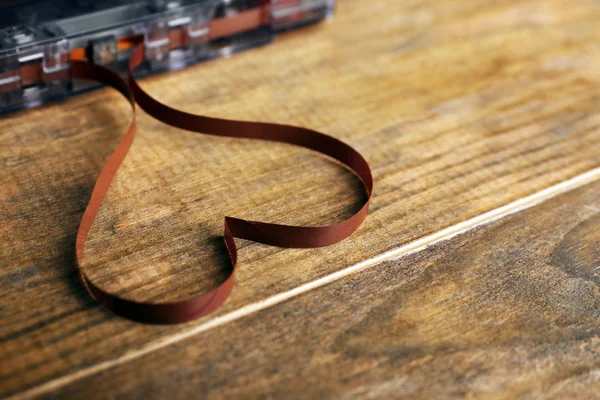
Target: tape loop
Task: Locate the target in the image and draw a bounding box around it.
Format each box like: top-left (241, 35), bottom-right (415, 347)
top-left (74, 44), bottom-right (372, 324)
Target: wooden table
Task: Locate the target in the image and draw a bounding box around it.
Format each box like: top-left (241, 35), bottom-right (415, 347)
top-left (2, 0), bottom-right (600, 398)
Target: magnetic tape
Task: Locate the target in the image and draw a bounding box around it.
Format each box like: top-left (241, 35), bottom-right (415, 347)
top-left (2, 0), bottom-right (374, 324)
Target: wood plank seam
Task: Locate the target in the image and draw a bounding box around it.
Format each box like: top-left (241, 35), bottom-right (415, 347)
top-left (8, 166), bottom-right (600, 400)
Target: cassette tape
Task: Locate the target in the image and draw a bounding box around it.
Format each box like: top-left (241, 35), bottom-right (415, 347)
top-left (0, 0), bottom-right (336, 113)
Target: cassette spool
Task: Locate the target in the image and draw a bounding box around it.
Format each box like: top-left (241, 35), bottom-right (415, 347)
top-left (0, 0), bottom-right (336, 113)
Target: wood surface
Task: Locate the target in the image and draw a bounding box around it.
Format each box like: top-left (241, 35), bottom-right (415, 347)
top-left (43, 175), bottom-right (600, 399)
top-left (1, 0), bottom-right (600, 397)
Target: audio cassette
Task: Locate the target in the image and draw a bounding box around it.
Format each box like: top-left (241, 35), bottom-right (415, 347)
top-left (0, 0), bottom-right (336, 113)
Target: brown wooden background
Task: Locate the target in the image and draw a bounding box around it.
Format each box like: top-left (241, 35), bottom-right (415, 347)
top-left (1, 0), bottom-right (599, 398)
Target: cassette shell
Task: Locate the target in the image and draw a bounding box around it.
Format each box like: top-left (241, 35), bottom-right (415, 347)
top-left (0, 0), bottom-right (336, 113)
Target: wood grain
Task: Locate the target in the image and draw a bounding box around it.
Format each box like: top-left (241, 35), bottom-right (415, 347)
top-left (47, 180), bottom-right (600, 399)
top-left (1, 0), bottom-right (600, 397)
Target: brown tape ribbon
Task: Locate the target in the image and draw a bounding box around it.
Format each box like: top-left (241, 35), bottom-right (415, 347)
top-left (74, 44), bottom-right (373, 324)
